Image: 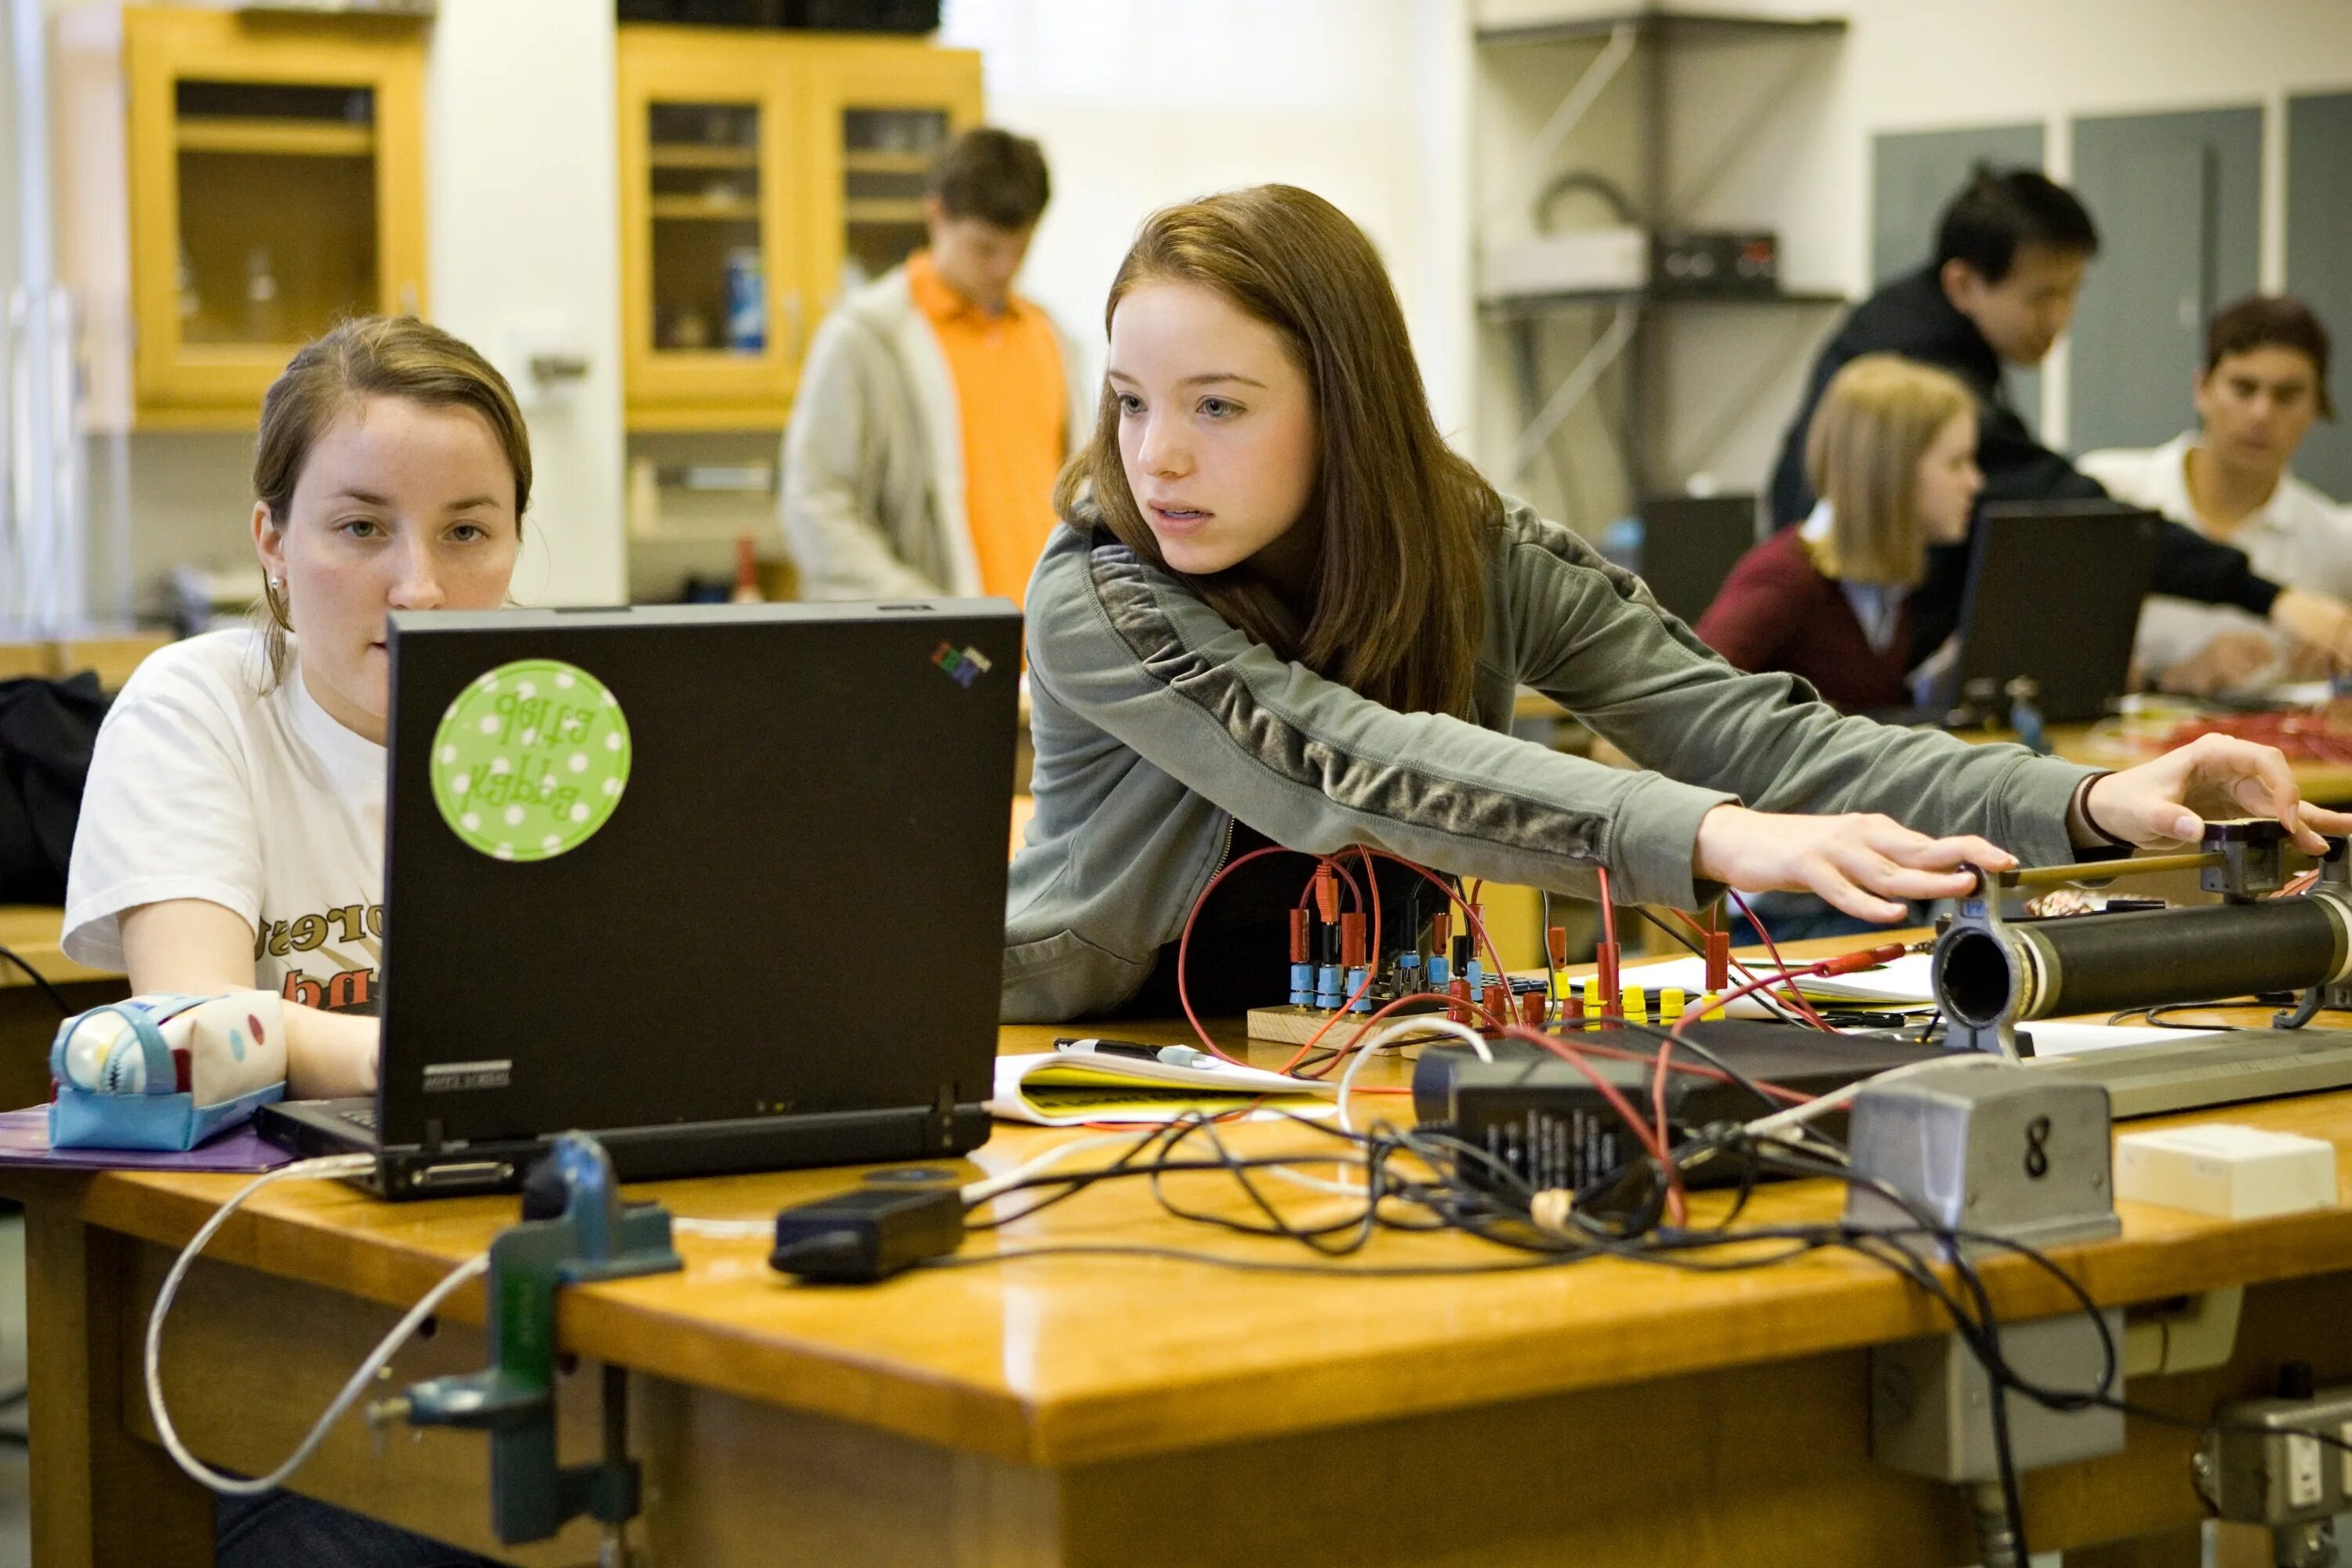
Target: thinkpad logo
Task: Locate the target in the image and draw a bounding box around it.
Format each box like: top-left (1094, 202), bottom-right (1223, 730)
top-left (931, 641), bottom-right (994, 688)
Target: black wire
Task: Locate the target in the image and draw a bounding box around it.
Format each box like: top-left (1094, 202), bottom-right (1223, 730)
top-left (1623, 906), bottom-right (1828, 1029)
top-left (960, 1094), bottom-right (2352, 1558)
top-left (2104, 1001), bottom-right (2249, 1031)
top-left (0, 942), bottom-right (74, 1018)
top-left (920, 1244), bottom-right (1597, 1279)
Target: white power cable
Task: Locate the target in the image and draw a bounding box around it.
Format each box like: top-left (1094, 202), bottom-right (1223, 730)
top-left (670, 1216), bottom-right (771, 1240)
top-left (1338, 1016), bottom-right (1491, 1134)
top-left (1742, 1051), bottom-right (1998, 1140)
top-left (960, 1132), bottom-right (1142, 1206)
top-left (145, 1154), bottom-right (490, 1496)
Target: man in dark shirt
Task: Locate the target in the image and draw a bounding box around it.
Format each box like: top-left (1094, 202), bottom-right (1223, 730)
top-left (1769, 166), bottom-right (2352, 667)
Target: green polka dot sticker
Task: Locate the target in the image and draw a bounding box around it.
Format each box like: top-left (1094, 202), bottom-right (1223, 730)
top-left (430, 659), bottom-right (632, 862)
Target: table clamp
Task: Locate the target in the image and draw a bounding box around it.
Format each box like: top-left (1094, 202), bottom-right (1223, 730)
top-left (370, 1131), bottom-right (681, 1559)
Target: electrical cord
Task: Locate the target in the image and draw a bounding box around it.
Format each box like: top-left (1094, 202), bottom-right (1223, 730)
top-left (144, 1154), bottom-right (490, 1496)
top-left (1650, 906), bottom-right (1828, 1029)
top-left (2104, 1002), bottom-right (2250, 1031)
top-left (1337, 1015), bottom-right (1490, 1132)
top-left (0, 942), bottom-right (74, 1018)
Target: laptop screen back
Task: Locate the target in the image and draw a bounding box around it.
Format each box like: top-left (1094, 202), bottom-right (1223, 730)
top-left (1944, 502), bottom-right (2159, 724)
top-left (374, 601), bottom-right (1020, 1150)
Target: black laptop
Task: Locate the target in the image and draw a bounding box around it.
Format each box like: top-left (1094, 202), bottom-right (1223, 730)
top-left (1926, 499), bottom-right (2161, 725)
top-left (258, 600), bottom-right (1021, 1199)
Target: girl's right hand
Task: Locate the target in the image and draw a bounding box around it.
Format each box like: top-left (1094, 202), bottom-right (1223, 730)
top-left (1690, 804), bottom-right (2016, 924)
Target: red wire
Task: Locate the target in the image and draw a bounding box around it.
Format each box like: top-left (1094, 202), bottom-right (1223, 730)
top-left (1720, 892), bottom-right (1835, 1031)
top-left (1287, 988), bottom-right (1510, 1080)
top-left (1642, 956), bottom-right (1843, 1222)
top-left (1275, 848), bottom-right (1386, 1073)
top-left (1678, 905), bottom-right (1827, 1027)
top-left (1174, 844), bottom-right (1306, 1065)
top-left (1496, 1025), bottom-right (1673, 1178)
top-left (1595, 867), bottom-right (1620, 961)
top-left (1358, 851), bottom-right (1509, 988)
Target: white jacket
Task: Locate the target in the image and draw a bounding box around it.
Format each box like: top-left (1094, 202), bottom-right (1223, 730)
top-left (780, 265), bottom-right (1091, 600)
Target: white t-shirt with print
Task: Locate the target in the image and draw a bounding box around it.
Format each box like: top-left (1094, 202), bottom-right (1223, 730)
top-left (2080, 432), bottom-right (2352, 679)
top-left (64, 629), bottom-right (387, 1014)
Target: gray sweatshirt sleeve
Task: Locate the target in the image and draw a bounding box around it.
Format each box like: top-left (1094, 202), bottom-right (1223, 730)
top-left (1497, 521), bottom-right (2095, 870)
top-left (781, 314), bottom-right (944, 601)
top-left (1030, 532), bottom-right (1745, 907)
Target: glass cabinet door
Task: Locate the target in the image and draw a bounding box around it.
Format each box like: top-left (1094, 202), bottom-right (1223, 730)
top-left (125, 9), bottom-right (426, 423)
top-left (619, 30), bottom-right (799, 431)
top-left (172, 80), bottom-right (387, 350)
top-left (796, 42), bottom-right (983, 332)
top-left (644, 100), bottom-right (768, 358)
top-left (837, 105), bottom-right (949, 299)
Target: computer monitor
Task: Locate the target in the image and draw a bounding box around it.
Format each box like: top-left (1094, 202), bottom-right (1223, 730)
top-left (1638, 495), bottom-right (1761, 626)
top-left (1938, 500), bottom-right (2160, 725)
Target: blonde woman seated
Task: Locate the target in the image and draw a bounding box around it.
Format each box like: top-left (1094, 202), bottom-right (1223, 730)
top-left (1697, 354), bottom-right (1980, 712)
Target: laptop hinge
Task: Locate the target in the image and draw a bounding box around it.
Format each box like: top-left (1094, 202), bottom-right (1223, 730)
top-left (930, 1085), bottom-right (956, 1150)
top-left (423, 1116), bottom-right (445, 1158)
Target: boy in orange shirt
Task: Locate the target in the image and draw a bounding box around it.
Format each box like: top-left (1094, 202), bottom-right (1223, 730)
top-left (784, 128), bottom-right (1090, 601)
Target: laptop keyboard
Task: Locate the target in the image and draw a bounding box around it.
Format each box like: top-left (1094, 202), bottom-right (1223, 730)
top-left (339, 1105), bottom-right (378, 1131)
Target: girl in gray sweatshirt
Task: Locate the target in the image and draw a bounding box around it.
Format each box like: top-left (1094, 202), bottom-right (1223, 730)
top-left (1002, 185), bottom-right (2347, 1022)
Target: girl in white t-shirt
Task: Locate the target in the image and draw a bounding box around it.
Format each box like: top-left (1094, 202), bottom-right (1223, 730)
top-left (66, 316), bottom-right (532, 1102)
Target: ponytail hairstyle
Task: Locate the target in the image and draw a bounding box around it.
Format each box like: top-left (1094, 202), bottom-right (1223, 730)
top-left (252, 315), bottom-right (532, 685)
top-left (1803, 353), bottom-right (1976, 587)
top-left (1054, 184), bottom-right (1498, 717)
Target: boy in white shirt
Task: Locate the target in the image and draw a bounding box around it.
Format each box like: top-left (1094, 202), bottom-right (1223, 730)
top-left (2082, 294), bottom-right (2350, 695)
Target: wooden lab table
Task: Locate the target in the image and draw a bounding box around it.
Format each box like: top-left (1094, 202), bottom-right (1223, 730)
top-left (2034, 723), bottom-right (2352, 808)
top-left (0, 907), bottom-right (123, 1112)
top-left (13, 934), bottom-right (2352, 1568)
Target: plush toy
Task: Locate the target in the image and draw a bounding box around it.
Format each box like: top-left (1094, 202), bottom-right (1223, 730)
top-left (49, 991), bottom-right (288, 1151)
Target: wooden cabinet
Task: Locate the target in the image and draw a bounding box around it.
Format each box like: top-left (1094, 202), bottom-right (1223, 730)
top-left (58, 7), bottom-right (428, 430)
top-left (617, 27), bottom-right (982, 432)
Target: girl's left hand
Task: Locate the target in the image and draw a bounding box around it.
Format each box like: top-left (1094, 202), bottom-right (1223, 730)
top-left (2081, 731), bottom-right (2352, 852)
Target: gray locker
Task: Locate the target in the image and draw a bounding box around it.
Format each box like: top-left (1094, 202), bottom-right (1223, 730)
top-left (2288, 91), bottom-right (2352, 499)
top-left (2068, 106), bottom-right (2263, 457)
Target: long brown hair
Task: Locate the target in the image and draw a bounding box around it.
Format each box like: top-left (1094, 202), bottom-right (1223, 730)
top-left (252, 315), bottom-right (532, 684)
top-left (1053, 185), bottom-right (1497, 716)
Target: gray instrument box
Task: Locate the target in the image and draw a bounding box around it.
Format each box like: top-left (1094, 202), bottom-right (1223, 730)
top-left (1872, 1311), bottom-right (2126, 1483)
top-left (1842, 1058), bottom-right (2120, 1252)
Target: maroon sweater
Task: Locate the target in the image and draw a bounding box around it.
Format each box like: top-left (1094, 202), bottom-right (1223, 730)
top-left (1693, 526), bottom-right (1914, 712)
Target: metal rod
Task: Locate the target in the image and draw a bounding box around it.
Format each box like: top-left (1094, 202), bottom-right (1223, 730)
top-left (1995, 852), bottom-right (2224, 889)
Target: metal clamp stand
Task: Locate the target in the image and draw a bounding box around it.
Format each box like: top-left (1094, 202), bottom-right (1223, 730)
top-left (369, 1132), bottom-right (681, 1563)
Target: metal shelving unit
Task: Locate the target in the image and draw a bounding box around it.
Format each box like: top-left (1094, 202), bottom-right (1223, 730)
top-left (1475, 6), bottom-right (1849, 507)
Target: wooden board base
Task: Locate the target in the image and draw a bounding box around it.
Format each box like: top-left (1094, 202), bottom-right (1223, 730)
top-left (1242, 1004), bottom-right (1453, 1049)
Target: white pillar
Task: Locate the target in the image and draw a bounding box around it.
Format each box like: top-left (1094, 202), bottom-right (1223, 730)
top-left (7, 0), bottom-right (85, 627)
top-left (423, 0), bottom-right (627, 608)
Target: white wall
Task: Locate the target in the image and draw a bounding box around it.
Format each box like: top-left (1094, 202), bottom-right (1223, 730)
top-left (1472, 0), bottom-right (2352, 517)
top-left (424, 0), bottom-right (626, 608)
top-left (940, 0), bottom-right (1475, 441)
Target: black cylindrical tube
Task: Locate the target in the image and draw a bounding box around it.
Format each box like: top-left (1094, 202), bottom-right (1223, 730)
top-left (1958, 900), bottom-right (2347, 1022)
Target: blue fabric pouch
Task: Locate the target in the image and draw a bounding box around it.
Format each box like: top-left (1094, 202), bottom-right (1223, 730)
top-left (48, 992), bottom-right (288, 1152)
